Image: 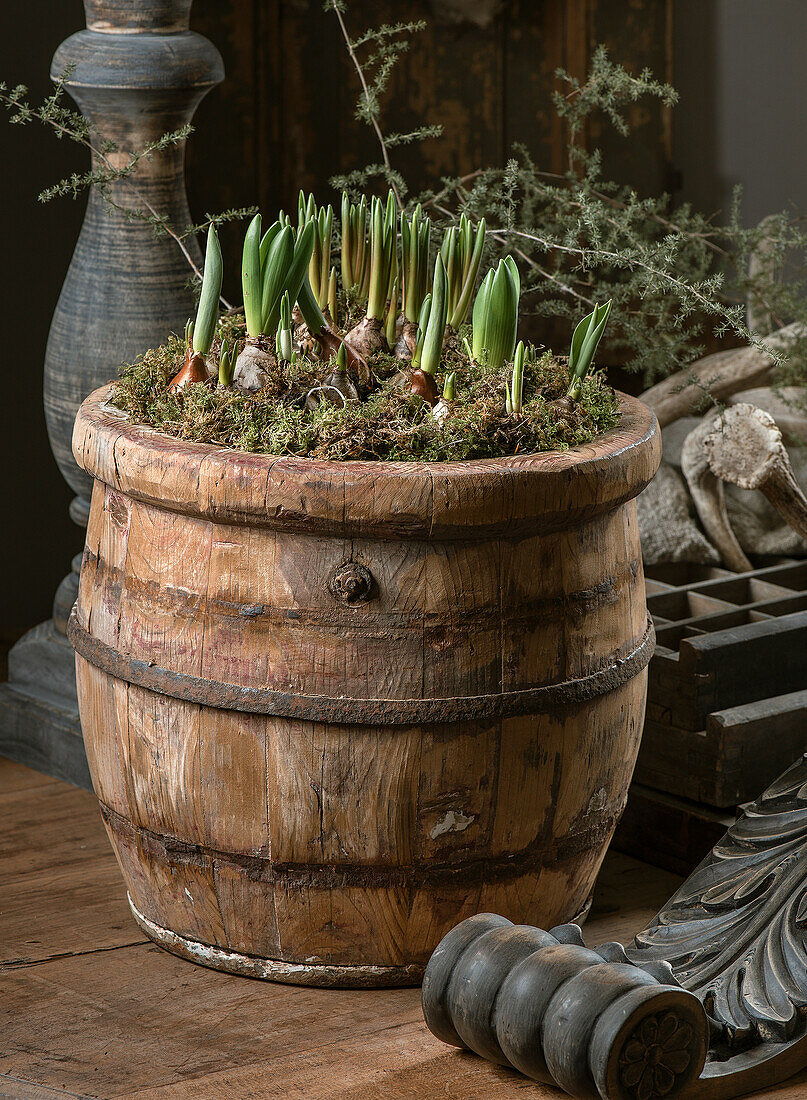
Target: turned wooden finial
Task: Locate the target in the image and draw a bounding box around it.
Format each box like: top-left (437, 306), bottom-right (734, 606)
top-left (426, 749), bottom-right (807, 1098)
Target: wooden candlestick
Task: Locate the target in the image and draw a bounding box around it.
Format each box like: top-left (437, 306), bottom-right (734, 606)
top-left (46, 0), bottom-right (223, 627)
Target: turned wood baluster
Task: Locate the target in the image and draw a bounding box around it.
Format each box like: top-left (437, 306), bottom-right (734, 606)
top-left (422, 914), bottom-right (709, 1100)
top-left (425, 750), bottom-right (807, 1098)
top-left (44, 0), bottom-right (223, 630)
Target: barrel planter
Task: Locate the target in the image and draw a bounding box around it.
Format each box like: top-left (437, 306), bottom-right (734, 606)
top-left (70, 382), bottom-right (660, 988)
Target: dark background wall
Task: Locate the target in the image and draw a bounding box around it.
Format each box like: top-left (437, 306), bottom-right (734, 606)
top-left (673, 0), bottom-right (807, 226)
top-left (184, 0), bottom-right (674, 304)
top-left (2, 1), bottom-right (84, 649)
top-left (1, 0), bottom-right (806, 645)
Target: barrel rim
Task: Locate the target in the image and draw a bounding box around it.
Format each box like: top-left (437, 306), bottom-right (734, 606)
top-left (72, 383), bottom-right (660, 537)
top-left (127, 896), bottom-right (424, 988)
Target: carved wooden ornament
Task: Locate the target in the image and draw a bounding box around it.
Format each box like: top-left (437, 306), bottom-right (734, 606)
top-left (423, 752), bottom-right (807, 1098)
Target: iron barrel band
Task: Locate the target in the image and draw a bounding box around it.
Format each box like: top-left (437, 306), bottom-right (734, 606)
top-left (67, 609), bottom-right (654, 726)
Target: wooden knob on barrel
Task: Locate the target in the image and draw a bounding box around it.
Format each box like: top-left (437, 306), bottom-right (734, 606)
top-left (422, 915), bottom-right (709, 1099)
top-left (328, 560), bottom-right (375, 604)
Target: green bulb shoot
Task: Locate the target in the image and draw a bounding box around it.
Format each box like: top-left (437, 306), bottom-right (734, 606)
top-left (567, 300), bottom-right (612, 399)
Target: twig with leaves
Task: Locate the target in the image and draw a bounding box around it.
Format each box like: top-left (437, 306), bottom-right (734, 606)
top-left (324, 0), bottom-right (442, 206)
top-left (327, 10), bottom-right (807, 389)
top-left (0, 70), bottom-right (255, 307)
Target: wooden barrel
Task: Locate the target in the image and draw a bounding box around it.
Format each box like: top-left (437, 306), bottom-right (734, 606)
top-left (70, 383), bottom-right (660, 988)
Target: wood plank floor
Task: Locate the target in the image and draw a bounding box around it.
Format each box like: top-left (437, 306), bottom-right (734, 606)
top-left (2, 756), bottom-right (806, 1100)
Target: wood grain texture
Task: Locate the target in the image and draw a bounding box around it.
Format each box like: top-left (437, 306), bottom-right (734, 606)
top-left (69, 384), bottom-right (660, 985)
top-left (74, 385), bottom-right (659, 538)
top-left (0, 762), bottom-right (144, 965)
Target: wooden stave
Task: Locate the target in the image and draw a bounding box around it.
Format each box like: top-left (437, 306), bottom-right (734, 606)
top-left (76, 654), bottom-right (647, 977)
top-left (74, 488), bottom-right (649, 702)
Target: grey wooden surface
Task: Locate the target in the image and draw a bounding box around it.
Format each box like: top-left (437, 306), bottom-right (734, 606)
top-left (0, 0), bottom-right (221, 785)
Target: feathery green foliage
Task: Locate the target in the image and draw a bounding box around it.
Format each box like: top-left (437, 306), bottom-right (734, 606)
top-left (323, 2), bottom-right (442, 203)
top-left (0, 70), bottom-right (254, 309)
top-left (325, 7), bottom-right (807, 390)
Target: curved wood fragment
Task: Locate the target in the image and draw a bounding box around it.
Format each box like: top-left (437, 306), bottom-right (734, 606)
top-left (680, 414), bottom-right (752, 571)
top-left (705, 403), bottom-right (807, 543)
top-left (641, 324), bottom-right (802, 428)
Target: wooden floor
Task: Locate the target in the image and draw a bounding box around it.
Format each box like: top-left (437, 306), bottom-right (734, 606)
top-left (2, 757), bottom-right (806, 1100)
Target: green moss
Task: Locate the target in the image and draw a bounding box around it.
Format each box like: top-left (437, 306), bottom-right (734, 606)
top-left (112, 322), bottom-right (620, 462)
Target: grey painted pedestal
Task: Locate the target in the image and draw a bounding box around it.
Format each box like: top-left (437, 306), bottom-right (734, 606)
top-left (0, 0), bottom-right (221, 787)
top-left (0, 621), bottom-right (90, 789)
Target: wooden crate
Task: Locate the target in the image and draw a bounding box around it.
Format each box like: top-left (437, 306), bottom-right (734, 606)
top-left (635, 560), bottom-right (807, 808)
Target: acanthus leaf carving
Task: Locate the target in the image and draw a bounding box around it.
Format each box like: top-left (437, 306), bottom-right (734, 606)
top-left (629, 752), bottom-right (807, 1054)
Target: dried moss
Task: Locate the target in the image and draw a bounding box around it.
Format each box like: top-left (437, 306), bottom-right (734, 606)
top-left (112, 321), bottom-right (620, 462)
